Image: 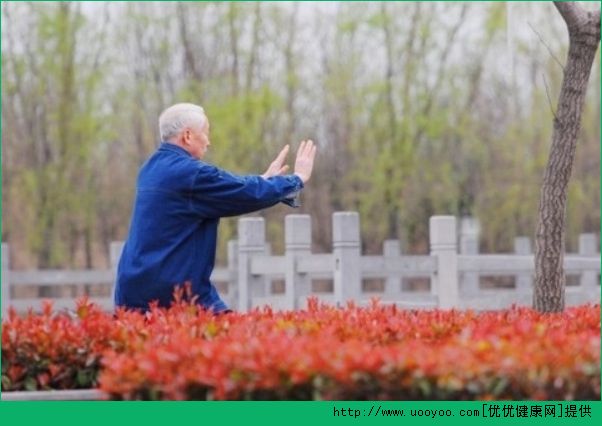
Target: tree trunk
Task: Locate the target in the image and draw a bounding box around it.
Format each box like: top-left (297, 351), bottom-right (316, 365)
top-left (245, 2), bottom-right (261, 93)
top-left (534, 2), bottom-right (600, 312)
top-left (284, 3), bottom-right (299, 145)
top-left (177, 3), bottom-right (201, 82)
top-left (227, 3), bottom-right (240, 97)
top-left (381, 3), bottom-right (399, 239)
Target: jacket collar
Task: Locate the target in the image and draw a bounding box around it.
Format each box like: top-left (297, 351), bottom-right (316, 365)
top-left (159, 142), bottom-right (192, 157)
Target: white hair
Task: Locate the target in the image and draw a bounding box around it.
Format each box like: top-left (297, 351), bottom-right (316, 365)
top-left (159, 103), bottom-right (207, 141)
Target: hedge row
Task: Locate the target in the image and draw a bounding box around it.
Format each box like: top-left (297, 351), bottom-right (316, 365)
top-left (2, 291), bottom-right (600, 400)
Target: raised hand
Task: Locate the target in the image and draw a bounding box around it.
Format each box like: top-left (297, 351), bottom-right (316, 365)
top-left (261, 144), bottom-right (290, 179)
top-left (294, 140), bottom-right (317, 183)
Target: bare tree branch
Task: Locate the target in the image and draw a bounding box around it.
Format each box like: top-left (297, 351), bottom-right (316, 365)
top-left (528, 22), bottom-right (565, 71)
top-left (420, 4), bottom-right (469, 119)
top-left (542, 73), bottom-right (558, 120)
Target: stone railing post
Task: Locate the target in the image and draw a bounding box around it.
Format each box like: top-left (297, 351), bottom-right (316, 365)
top-left (514, 237), bottom-right (532, 291)
top-left (430, 216), bottom-right (459, 309)
top-left (284, 214), bottom-right (312, 309)
top-left (460, 217), bottom-right (480, 296)
top-left (1, 243), bottom-right (10, 319)
top-left (333, 212), bottom-right (361, 306)
top-left (237, 217), bottom-right (266, 312)
top-left (383, 239), bottom-right (401, 297)
top-left (109, 241), bottom-right (125, 310)
top-left (226, 240), bottom-right (239, 307)
top-left (579, 233), bottom-right (598, 290)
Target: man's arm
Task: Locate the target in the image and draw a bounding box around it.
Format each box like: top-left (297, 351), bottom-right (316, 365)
top-left (190, 140), bottom-right (316, 219)
top-left (190, 166), bottom-right (303, 218)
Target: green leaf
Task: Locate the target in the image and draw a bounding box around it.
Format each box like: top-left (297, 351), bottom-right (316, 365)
top-left (581, 363), bottom-right (598, 376)
top-left (24, 377), bottom-right (38, 391)
top-left (76, 369), bottom-right (95, 387)
top-left (491, 377), bottom-right (509, 396)
top-left (1, 375), bottom-right (12, 391)
top-left (416, 378), bottom-right (431, 396)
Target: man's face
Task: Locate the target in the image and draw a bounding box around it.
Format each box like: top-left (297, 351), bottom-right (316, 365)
top-left (185, 119), bottom-right (211, 160)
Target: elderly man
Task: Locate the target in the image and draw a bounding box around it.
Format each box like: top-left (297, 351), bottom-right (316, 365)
top-left (115, 103), bottom-right (316, 313)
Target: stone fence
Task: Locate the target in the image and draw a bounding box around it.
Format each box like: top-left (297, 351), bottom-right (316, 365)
top-left (1, 212), bottom-right (599, 316)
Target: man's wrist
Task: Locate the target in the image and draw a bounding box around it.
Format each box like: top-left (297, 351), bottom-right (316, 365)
top-left (294, 173), bottom-right (307, 184)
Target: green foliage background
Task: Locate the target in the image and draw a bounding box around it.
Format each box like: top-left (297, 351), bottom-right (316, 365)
top-left (1, 2), bottom-right (599, 268)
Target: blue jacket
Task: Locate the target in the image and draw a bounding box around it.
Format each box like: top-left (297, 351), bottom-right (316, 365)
top-left (115, 142), bottom-right (303, 312)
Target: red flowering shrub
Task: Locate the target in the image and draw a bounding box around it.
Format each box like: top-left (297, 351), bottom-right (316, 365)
top-left (1, 298), bottom-right (146, 391)
top-left (2, 294), bottom-right (600, 400)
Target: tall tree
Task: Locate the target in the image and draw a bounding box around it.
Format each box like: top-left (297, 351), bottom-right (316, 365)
top-left (2, 2), bottom-right (109, 268)
top-left (534, 2), bottom-right (600, 312)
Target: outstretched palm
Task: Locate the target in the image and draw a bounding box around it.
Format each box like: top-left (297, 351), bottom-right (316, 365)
top-left (261, 145), bottom-right (290, 179)
top-left (261, 140), bottom-right (317, 184)
top-left (293, 140), bottom-right (316, 183)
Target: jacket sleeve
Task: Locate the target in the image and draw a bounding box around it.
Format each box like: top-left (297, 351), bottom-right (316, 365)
top-left (190, 163), bottom-right (304, 218)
